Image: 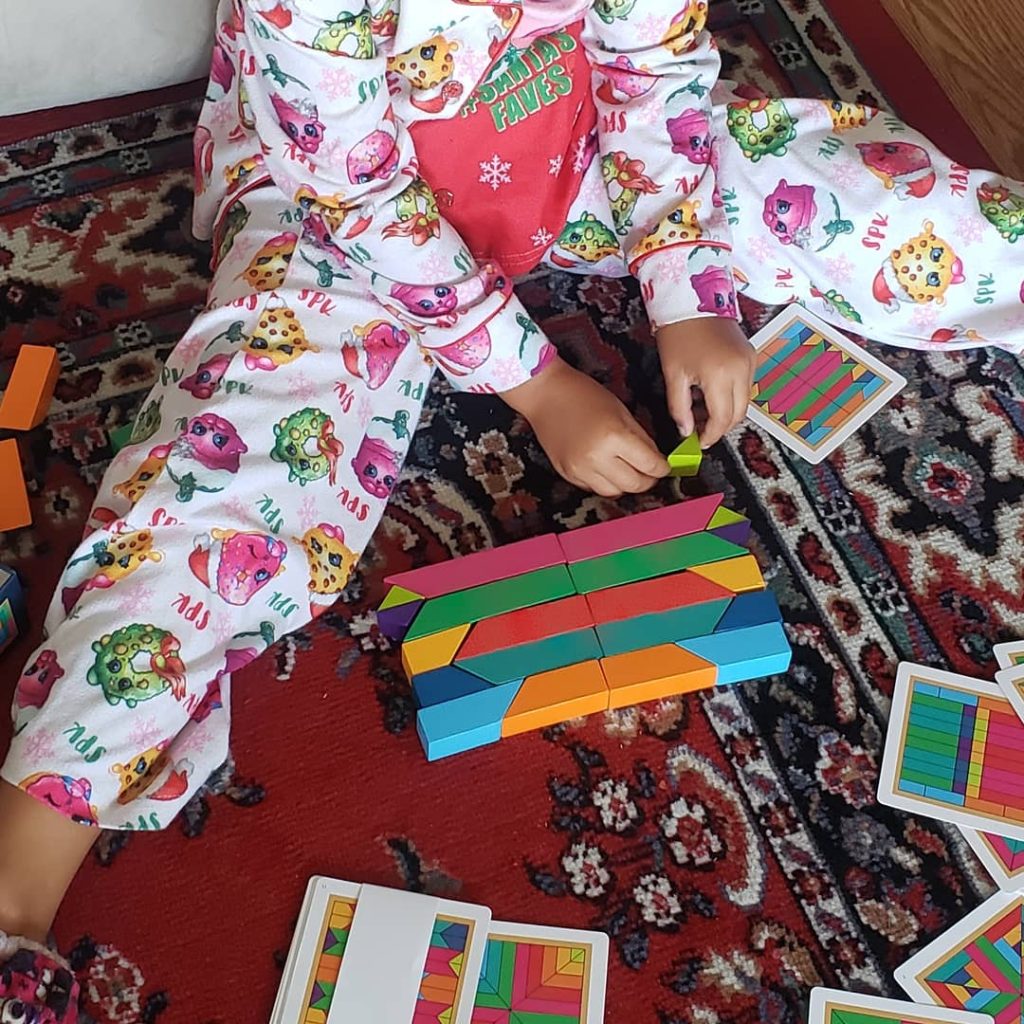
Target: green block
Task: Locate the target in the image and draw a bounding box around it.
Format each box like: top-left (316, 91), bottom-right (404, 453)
top-left (667, 433), bottom-right (702, 478)
top-left (707, 506), bottom-right (746, 529)
top-left (899, 767), bottom-right (953, 790)
top-left (596, 598), bottom-right (730, 657)
top-left (568, 532), bottom-right (747, 594)
top-left (109, 423), bottom-right (134, 454)
top-left (456, 628), bottom-right (602, 684)
top-left (380, 584), bottom-right (423, 610)
top-left (404, 564), bottom-right (575, 641)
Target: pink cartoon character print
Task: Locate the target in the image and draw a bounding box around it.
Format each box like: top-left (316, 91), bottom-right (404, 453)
top-left (180, 352), bottom-right (233, 399)
top-left (271, 93), bottom-right (326, 154)
top-left (348, 111), bottom-right (400, 184)
top-left (166, 412), bottom-right (248, 502)
top-left (667, 107), bottom-right (712, 165)
top-left (690, 265), bottom-right (737, 318)
top-left (595, 55), bottom-right (657, 105)
top-left (20, 772), bottom-right (99, 826)
top-left (426, 323), bottom-right (492, 377)
top-left (13, 649), bottom-right (64, 734)
top-left (351, 434), bottom-right (401, 499)
top-left (342, 320), bottom-right (410, 390)
top-left (390, 282), bottom-right (459, 324)
top-left (856, 141), bottom-right (936, 200)
top-left (762, 179), bottom-right (854, 251)
top-left (189, 529), bottom-right (287, 606)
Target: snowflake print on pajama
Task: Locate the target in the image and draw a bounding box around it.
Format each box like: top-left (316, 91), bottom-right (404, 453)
top-left (0, 189), bottom-right (445, 830)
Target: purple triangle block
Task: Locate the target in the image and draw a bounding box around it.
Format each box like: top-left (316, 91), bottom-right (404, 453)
top-left (376, 600), bottom-right (423, 640)
top-left (710, 521), bottom-right (751, 547)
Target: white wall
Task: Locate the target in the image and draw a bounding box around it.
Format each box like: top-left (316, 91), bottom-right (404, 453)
top-left (0, 0), bottom-right (218, 117)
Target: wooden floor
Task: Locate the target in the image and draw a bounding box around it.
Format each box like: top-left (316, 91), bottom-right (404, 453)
top-left (880, 0), bottom-right (1024, 177)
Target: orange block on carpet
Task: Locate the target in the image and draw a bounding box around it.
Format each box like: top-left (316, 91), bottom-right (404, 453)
top-left (0, 345), bottom-right (59, 431)
top-left (501, 661), bottom-right (609, 737)
top-left (0, 439), bottom-right (31, 532)
top-left (601, 644), bottom-right (716, 709)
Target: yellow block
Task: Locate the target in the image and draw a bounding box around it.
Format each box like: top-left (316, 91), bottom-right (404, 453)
top-left (688, 554), bottom-right (764, 593)
top-left (501, 661), bottom-right (609, 738)
top-left (601, 644), bottom-right (716, 709)
top-left (401, 623), bottom-right (470, 680)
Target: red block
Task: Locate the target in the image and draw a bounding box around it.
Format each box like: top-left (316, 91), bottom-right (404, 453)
top-left (557, 494), bottom-right (723, 564)
top-left (457, 595), bottom-right (593, 660)
top-left (585, 571), bottom-right (733, 626)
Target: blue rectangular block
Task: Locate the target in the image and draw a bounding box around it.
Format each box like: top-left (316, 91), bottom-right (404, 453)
top-left (677, 621), bottom-right (791, 685)
top-left (897, 778), bottom-right (928, 796)
top-left (415, 681), bottom-right (523, 762)
top-left (412, 665), bottom-right (495, 709)
top-left (713, 591), bottom-right (782, 633)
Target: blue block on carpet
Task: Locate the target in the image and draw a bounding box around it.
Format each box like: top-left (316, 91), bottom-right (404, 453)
top-left (412, 665), bottom-right (495, 708)
top-left (714, 591), bottom-right (783, 633)
top-left (416, 681), bottom-right (523, 761)
top-left (677, 622), bottom-right (791, 685)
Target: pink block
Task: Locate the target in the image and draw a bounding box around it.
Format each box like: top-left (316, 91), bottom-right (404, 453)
top-left (383, 533), bottom-right (564, 598)
top-left (557, 493), bottom-right (724, 564)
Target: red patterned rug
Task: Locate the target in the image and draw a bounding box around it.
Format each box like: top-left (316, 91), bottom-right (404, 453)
top-left (1, 2), bottom-right (1021, 1022)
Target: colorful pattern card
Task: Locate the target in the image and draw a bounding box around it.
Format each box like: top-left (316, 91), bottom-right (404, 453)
top-left (996, 663), bottom-right (1024, 731)
top-left (961, 827), bottom-right (1024, 892)
top-left (808, 986), bottom-right (995, 1024)
top-left (471, 921), bottom-right (608, 1023)
top-left (995, 642), bottom-right (1024, 670)
top-left (747, 306), bottom-right (906, 464)
top-left (878, 663), bottom-right (1024, 841)
top-left (894, 890), bottom-right (1024, 1021)
top-left (272, 877), bottom-right (489, 1024)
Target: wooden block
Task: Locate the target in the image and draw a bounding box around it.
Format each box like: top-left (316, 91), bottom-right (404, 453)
top-left (109, 423), bottom-right (134, 454)
top-left (458, 595), bottom-right (592, 660)
top-left (401, 622), bottom-right (470, 679)
top-left (667, 434), bottom-right (702, 477)
top-left (707, 506), bottom-right (746, 529)
top-left (688, 554), bottom-right (764, 594)
top-left (677, 622), bottom-right (791, 685)
top-left (404, 564), bottom-right (575, 642)
top-left (596, 598), bottom-right (730, 657)
top-left (0, 565), bottom-right (27, 656)
top-left (601, 645), bottom-right (717, 709)
top-left (457, 628), bottom-right (602, 684)
top-left (412, 666), bottom-right (493, 708)
top-left (380, 585), bottom-right (423, 610)
top-left (568, 532), bottom-right (747, 594)
top-left (715, 591), bottom-right (782, 632)
top-left (384, 534), bottom-right (564, 598)
top-left (0, 440), bottom-right (31, 533)
top-left (711, 522), bottom-right (752, 547)
top-left (376, 600), bottom-right (422, 641)
top-left (415, 681), bottom-right (523, 761)
top-left (557, 493), bottom-right (723, 564)
top-left (502, 661), bottom-right (609, 737)
top-left (585, 570), bottom-right (732, 626)
top-left (0, 345), bottom-right (59, 431)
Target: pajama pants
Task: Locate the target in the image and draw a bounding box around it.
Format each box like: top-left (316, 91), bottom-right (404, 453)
top-left (4, 85), bottom-right (1024, 832)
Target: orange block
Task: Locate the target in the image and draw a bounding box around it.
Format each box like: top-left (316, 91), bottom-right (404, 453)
top-left (688, 554), bottom-right (764, 593)
top-left (601, 644), bottom-right (716, 709)
top-left (501, 661), bottom-right (609, 737)
top-left (0, 439), bottom-right (31, 532)
top-left (0, 345), bottom-right (60, 430)
top-left (586, 570), bottom-right (732, 625)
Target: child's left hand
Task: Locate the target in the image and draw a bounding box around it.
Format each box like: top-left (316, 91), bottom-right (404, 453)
top-left (656, 318), bottom-right (755, 449)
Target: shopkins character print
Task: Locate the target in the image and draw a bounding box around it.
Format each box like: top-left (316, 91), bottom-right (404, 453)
top-left (189, 529), bottom-right (288, 606)
top-left (20, 772), bottom-right (99, 826)
top-left (351, 434), bottom-right (400, 499)
top-left (87, 624), bottom-right (188, 707)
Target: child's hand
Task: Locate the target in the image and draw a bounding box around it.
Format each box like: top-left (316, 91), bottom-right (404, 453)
top-left (656, 318), bottom-right (756, 449)
top-left (503, 358), bottom-right (669, 497)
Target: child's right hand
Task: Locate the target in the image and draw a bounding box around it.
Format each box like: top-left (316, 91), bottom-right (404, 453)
top-left (503, 358), bottom-right (669, 498)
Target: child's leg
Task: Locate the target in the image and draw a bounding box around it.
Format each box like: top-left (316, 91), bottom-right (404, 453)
top-left (0, 186), bottom-right (434, 942)
top-left (711, 86), bottom-right (1024, 352)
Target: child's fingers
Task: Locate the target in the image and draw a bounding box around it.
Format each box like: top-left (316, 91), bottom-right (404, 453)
top-left (669, 377), bottom-right (695, 437)
top-left (733, 377), bottom-right (751, 431)
top-left (698, 382), bottom-right (737, 449)
top-left (606, 458), bottom-right (661, 495)
top-left (617, 427), bottom-right (670, 480)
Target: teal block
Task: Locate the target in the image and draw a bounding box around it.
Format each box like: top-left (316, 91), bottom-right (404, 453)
top-left (596, 599), bottom-right (730, 657)
top-left (110, 423), bottom-right (134, 454)
top-left (415, 681), bottom-right (523, 761)
top-left (405, 565), bottom-right (575, 641)
top-left (412, 666), bottom-right (494, 709)
top-left (456, 628), bottom-right (602, 684)
top-left (714, 591), bottom-right (782, 632)
top-left (677, 622), bottom-right (791, 685)
top-left (568, 532), bottom-right (747, 594)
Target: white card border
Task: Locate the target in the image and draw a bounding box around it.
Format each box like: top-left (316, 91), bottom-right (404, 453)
top-left (894, 890), bottom-right (1023, 1004)
top-left (746, 305), bottom-right (906, 465)
top-left (994, 641), bottom-right (1024, 670)
top-left (960, 825), bottom-right (1024, 892)
top-left (877, 663), bottom-right (1024, 841)
top-left (995, 663), bottom-right (1024, 732)
top-left (809, 985), bottom-right (995, 1024)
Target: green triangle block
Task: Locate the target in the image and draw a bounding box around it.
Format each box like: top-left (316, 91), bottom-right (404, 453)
top-left (380, 585), bottom-right (423, 610)
top-left (109, 423), bottom-right (134, 454)
top-left (707, 505), bottom-right (746, 529)
top-left (667, 434), bottom-right (702, 477)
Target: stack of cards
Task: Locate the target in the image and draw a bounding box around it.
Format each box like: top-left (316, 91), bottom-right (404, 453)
top-left (271, 877), bottom-right (609, 1023)
top-left (747, 307), bottom-right (906, 464)
top-left (808, 988), bottom-right (993, 1024)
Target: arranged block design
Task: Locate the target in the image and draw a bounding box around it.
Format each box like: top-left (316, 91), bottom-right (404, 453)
top-left (667, 433), bottom-right (702, 477)
top-left (377, 494), bottom-right (792, 761)
top-left (0, 344), bottom-right (59, 431)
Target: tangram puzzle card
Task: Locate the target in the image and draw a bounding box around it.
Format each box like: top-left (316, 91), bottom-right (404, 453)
top-left (747, 305), bottom-right (906, 464)
top-left (895, 890), bottom-right (1024, 1021)
top-left (997, 665), bottom-right (1024, 730)
top-left (878, 663), bottom-right (1024, 841)
top-left (960, 827), bottom-right (1024, 892)
top-left (808, 986), bottom-right (994, 1024)
top-left (271, 878), bottom-right (490, 1024)
top-left (995, 642), bottom-right (1024, 670)
top-left (472, 921), bottom-right (608, 1023)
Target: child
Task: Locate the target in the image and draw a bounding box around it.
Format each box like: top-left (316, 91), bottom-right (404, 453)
top-left (2, 1), bottom-right (1022, 1015)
